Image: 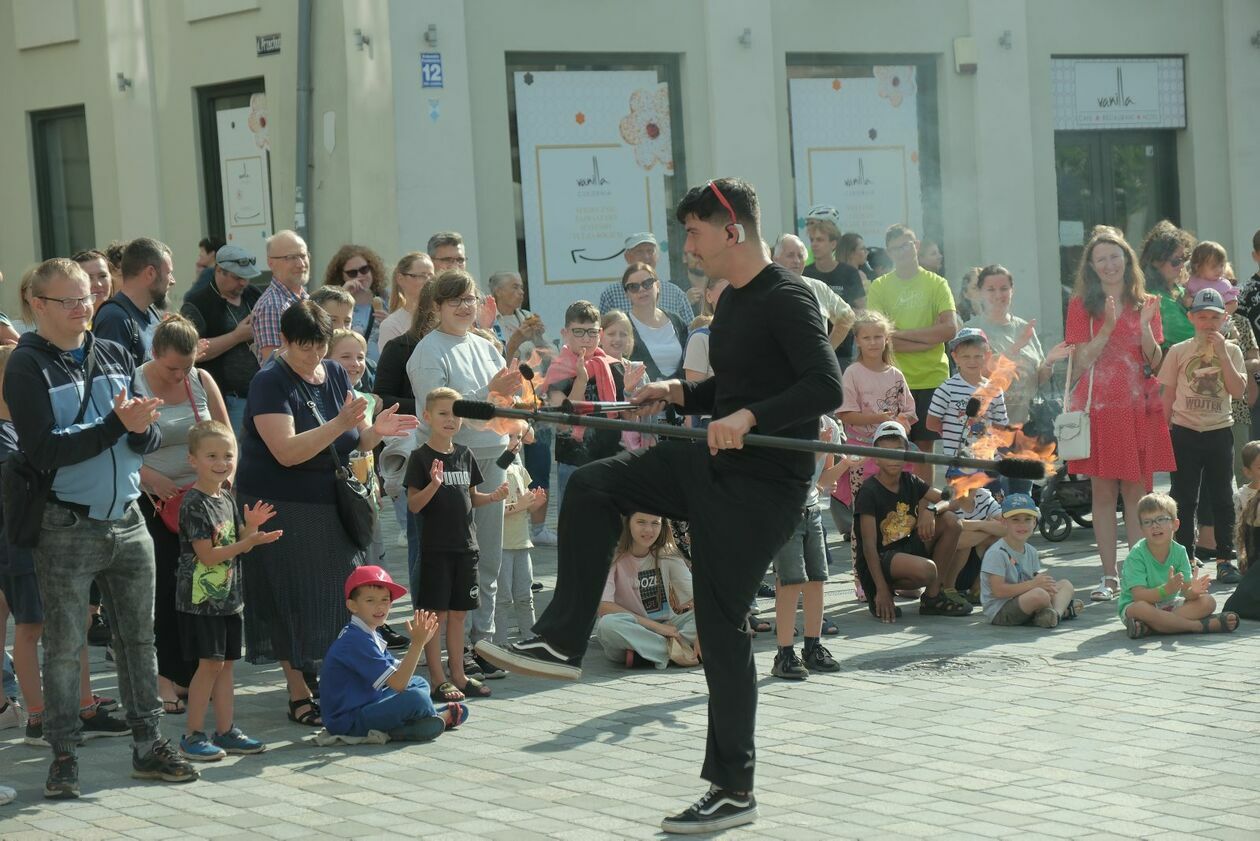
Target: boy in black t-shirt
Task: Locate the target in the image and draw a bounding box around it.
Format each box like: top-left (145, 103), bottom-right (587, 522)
top-left (854, 421), bottom-right (972, 623)
top-left (405, 388), bottom-right (508, 703)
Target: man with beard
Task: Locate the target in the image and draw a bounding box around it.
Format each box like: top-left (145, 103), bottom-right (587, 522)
top-left (92, 237), bottom-right (176, 366)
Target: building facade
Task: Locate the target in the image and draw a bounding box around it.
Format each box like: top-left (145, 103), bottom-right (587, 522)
top-left (2, 0), bottom-right (1258, 338)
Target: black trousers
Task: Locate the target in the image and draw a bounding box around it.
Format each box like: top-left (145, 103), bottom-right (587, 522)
top-left (138, 496), bottom-right (198, 688)
top-left (1170, 425), bottom-right (1235, 555)
top-left (533, 441), bottom-right (807, 791)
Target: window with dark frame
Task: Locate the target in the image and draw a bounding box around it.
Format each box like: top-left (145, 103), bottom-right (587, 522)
top-left (196, 78), bottom-right (269, 251)
top-left (32, 105), bottom-right (95, 260)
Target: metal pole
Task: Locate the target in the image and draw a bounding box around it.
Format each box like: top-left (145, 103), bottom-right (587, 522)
top-left (294, 0), bottom-right (313, 242)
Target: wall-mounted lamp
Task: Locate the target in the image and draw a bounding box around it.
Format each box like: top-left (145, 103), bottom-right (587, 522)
top-left (353, 29), bottom-right (371, 51)
top-left (998, 30), bottom-right (1013, 50)
top-left (115, 72), bottom-right (133, 92)
top-left (738, 28), bottom-right (752, 47)
top-left (423, 24), bottom-right (438, 48)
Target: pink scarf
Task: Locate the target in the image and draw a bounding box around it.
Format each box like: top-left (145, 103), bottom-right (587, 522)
top-left (544, 345), bottom-right (618, 441)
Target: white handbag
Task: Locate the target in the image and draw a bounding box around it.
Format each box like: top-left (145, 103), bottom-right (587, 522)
top-left (1053, 338), bottom-right (1095, 462)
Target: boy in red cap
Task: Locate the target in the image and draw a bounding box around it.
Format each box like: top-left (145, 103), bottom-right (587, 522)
top-left (319, 566), bottom-right (468, 740)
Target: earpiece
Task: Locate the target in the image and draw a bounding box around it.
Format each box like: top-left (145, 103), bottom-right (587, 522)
top-left (707, 181), bottom-right (747, 244)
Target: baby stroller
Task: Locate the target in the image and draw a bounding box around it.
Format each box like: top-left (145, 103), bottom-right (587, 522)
top-left (1033, 467), bottom-right (1093, 541)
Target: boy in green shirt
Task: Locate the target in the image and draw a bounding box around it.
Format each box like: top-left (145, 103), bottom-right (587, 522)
top-left (1118, 493), bottom-right (1240, 638)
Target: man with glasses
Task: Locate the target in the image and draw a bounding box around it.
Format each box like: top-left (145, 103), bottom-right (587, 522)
top-left (181, 244), bottom-right (263, 434)
top-left (92, 238), bottom-right (175, 367)
top-left (598, 232), bottom-right (694, 323)
top-left (254, 230), bottom-right (311, 363)
top-left (7, 259), bottom-right (199, 798)
top-left (428, 231), bottom-right (468, 273)
top-left (865, 224), bottom-right (958, 483)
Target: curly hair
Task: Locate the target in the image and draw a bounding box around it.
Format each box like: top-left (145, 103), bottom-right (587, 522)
top-left (1073, 225), bottom-right (1147, 317)
top-left (322, 244), bottom-right (387, 298)
top-left (1137, 220), bottom-right (1195, 295)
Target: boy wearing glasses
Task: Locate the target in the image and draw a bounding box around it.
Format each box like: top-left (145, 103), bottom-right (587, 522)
top-left (1118, 493), bottom-right (1239, 637)
top-left (543, 301), bottom-right (627, 510)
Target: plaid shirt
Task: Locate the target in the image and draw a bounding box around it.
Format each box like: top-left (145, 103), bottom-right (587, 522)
top-left (252, 279), bottom-right (309, 363)
top-left (598, 278), bottom-right (695, 324)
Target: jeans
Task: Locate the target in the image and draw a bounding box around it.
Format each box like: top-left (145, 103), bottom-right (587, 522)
top-left (1169, 425), bottom-right (1235, 555)
top-left (554, 462), bottom-right (579, 512)
top-left (2, 652), bottom-right (16, 699)
top-left (522, 426), bottom-right (554, 491)
top-left (347, 676), bottom-right (436, 737)
top-left (493, 548), bottom-right (536, 644)
top-left (224, 395), bottom-right (248, 441)
top-left (468, 447), bottom-right (506, 645)
top-left (35, 502), bottom-right (160, 756)
top-left (533, 441), bottom-right (806, 791)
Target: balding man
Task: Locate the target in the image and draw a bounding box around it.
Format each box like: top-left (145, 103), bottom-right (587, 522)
top-left (773, 234), bottom-right (853, 351)
top-left (597, 232), bottom-right (693, 323)
top-left (253, 230), bottom-right (311, 363)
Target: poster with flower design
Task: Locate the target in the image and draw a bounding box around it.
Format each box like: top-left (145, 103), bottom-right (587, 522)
top-left (216, 96), bottom-right (274, 248)
top-left (788, 68), bottom-right (923, 247)
top-left (515, 70), bottom-right (673, 331)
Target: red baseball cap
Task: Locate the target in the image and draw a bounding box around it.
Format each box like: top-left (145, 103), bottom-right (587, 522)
top-left (344, 565), bottom-right (407, 601)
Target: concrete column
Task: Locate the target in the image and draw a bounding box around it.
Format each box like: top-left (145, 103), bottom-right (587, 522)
top-left (968, 0), bottom-right (1053, 334)
top-left (1223, 0), bottom-right (1260, 265)
top-left (700, 0), bottom-right (783, 238)
top-left (388, 0), bottom-right (480, 268)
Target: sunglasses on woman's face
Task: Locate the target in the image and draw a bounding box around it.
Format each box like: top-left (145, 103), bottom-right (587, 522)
top-left (624, 278), bottom-right (656, 294)
top-left (344, 265), bottom-right (372, 278)
top-left (1168, 257), bottom-right (1186, 268)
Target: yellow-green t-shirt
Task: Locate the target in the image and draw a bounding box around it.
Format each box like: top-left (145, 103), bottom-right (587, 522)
top-left (865, 268), bottom-right (955, 390)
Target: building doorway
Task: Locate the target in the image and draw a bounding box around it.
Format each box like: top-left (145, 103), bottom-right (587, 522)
top-left (1054, 130), bottom-right (1178, 293)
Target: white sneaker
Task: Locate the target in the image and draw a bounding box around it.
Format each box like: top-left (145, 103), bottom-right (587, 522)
top-left (0, 699), bottom-right (22, 731)
top-left (532, 526), bottom-right (558, 546)
top-left (396, 532), bottom-right (409, 548)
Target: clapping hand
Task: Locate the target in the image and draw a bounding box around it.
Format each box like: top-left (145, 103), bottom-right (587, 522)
top-left (243, 500), bottom-right (278, 529)
top-left (112, 388), bottom-right (163, 433)
top-left (1140, 294), bottom-right (1159, 327)
top-left (528, 488), bottom-right (548, 511)
top-left (488, 360), bottom-right (523, 397)
top-left (430, 459), bottom-right (445, 486)
top-left (404, 609), bottom-right (440, 648)
top-left (478, 295), bottom-right (498, 330)
top-left (1045, 341), bottom-right (1073, 364)
top-left (1164, 564), bottom-right (1186, 596)
top-left (1187, 572), bottom-right (1211, 598)
top-left (1031, 572), bottom-right (1057, 595)
top-left (372, 403), bottom-right (421, 437)
top-left (489, 482), bottom-right (510, 502)
top-left (337, 391), bottom-right (369, 430)
top-left (1103, 296), bottom-right (1118, 333)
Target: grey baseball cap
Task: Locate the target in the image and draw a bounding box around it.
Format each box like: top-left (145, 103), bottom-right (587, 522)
top-left (216, 243), bottom-right (261, 278)
top-left (623, 232), bottom-right (658, 250)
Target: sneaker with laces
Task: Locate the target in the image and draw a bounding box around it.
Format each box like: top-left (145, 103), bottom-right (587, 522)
top-left (1217, 562), bottom-right (1242, 584)
top-left (0, 699), bottom-right (20, 731)
top-left (26, 715), bottom-right (48, 747)
top-left (471, 652), bottom-right (507, 680)
top-left (770, 649), bottom-right (809, 680)
top-left (531, 525), bottom-right (558, 546)
top-left (44, 753), bottom-right (79, 799)
top-left (803, 644), bottom-right (840, 673)
top-left (473, 637), bottom-right (582, 681)
top-left (531, 581), bottom-right (545, 592)
top-left (80, 706), bottom-right (130, 739)
top-left (93, 694), bottom-right (119, 712)
top-left (377, 623), bottom-right (410, 651)
top-left (462, 648), bottom-right (484, 677)
top-left (919, 592), bottom-right (973, 617)
top-left (756, 582), bottom-right (776, 599)
top-left (660, 786), bottom-right (758, 834)
top-left (212, 726), bottom-right (266, 755)
top-left (179, 731), bottom-right (226, 762)
top-left (132, 739), bottom-right (200, 783)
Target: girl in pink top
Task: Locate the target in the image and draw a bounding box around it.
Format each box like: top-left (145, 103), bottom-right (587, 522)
top-left (593, 513), bottom-right (697, 669)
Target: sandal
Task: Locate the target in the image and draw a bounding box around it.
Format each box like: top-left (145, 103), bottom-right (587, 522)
top-left (1060, 599), bottom-right (1085, 620)
top-left (287, 697), bottom-right (322, 726)
top-left (1200, 612), bottom-right (1240, 634)
top-left (1123, 613), bottom-right (1151, 639)
top-left (820, 617), bottom-right (839, 636)
top-left (1090, 576), bottom-right (1120, 602)
top-left (442, 701), bottom-right (469, 731)
top-left (747, 615), bottom-right (772, 634)
top-left (455, 677), bottom-right (491, 699)
top-left (162, 698), bottom-right (186, 715)
top-left (431, 681), bottom-right (464, 703)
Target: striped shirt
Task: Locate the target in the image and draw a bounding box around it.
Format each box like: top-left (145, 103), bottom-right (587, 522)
top-left (928, 373), bottom-right (1009, 456)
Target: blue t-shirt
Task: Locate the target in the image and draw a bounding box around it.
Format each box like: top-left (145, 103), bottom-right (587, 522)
top-left (92, 293), bottom-right (160, 367)
top-left (236, 358), bottom-right (360, 504)
top-left (320, 616), bottom-right (399, 735)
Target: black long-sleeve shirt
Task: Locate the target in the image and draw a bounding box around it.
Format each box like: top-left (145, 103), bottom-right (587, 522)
top-left (679, 262), bottom-right (842, 483)
top-left (372, 333), bottom-right (418, 416)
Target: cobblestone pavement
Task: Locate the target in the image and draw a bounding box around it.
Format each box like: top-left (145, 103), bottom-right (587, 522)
top-left (2, 500), bottom-right (1258, 840)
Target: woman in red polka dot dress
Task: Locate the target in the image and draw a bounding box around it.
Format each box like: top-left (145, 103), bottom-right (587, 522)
top-left (1063, 226), bottom-right (1174, 603)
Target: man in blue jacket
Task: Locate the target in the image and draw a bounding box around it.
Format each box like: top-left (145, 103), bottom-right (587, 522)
top-left (5, 258), bottom-right (199, 799)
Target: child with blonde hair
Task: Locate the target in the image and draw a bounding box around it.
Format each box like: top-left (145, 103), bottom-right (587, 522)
top-left (495, 420), bottom-right (547, 644)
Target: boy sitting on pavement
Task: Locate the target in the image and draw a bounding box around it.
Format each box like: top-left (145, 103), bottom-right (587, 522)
top-left (980, 493), bottom-right (1083, 628)
top-left (1119, 493), bottom-right (1240, 638)
top-left (854, 421), bottom-right (971, 623)
top-left (320, 566), bottom-right (467, 741)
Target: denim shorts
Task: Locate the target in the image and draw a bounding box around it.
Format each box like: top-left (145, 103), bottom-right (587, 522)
top-left (772, 505), bottom-right (827, 585)
top-left (0, 571), bottom-right (42, 624)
